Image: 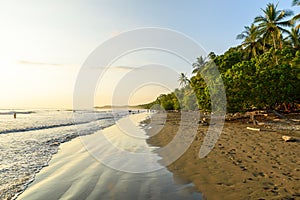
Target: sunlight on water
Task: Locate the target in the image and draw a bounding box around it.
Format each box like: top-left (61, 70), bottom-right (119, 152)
top-left (0, 109), bottom-right (126, 199)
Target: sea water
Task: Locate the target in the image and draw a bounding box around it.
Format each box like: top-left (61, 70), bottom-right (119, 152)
top-left (0, 109), bottom-right (128, 199)
top-left (1, 109), bottom-right (203, 200)
top-left (16, 112), bottom-right (203, 200)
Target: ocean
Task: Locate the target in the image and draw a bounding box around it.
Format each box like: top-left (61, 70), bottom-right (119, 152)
top-left (1, 109), bottom-right (202, 200)
top-left (0, 109), bottom-right (129, 199)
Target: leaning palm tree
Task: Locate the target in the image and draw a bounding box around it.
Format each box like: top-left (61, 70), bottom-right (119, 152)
top-left (292, 0), bottom-right (300, 28)
top-left (192, 56), bottom-right (207, 74)
top-left (254, 3), bottom-right (294, 50)
top-left (236, 24), bottom-right (263, 58)
top-left (178, 73), bottom-right (190, 87)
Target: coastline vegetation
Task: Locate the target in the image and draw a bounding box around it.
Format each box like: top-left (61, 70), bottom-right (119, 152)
top-left (143, 2), bottom-right (300, 113)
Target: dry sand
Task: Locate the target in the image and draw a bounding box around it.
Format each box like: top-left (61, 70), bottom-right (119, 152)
top-left (146, 112), bottom-right (300, 200)
top-left (17, 113), bottom-right (202, 200)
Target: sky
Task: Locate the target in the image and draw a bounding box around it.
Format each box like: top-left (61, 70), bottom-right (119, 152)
top-left (0, 0), bottom-right (299, 109)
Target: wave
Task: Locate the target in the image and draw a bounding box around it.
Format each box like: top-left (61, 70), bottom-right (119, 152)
top-left (0, 116), bottom-right (114, 135)
top-left (0, 111), bottom-right (35, 115)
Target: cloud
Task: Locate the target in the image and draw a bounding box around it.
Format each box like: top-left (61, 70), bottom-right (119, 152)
top-left (112, 66), bottom-right (137, 70)
top-left (87, 65), bottom-right (140, 71)
top-left (18, 60), bottom-right (62, 67)
top-left (108, 30), bottom-right (121, 38)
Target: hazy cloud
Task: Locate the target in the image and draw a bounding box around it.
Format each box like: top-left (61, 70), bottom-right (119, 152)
top-left (19, 60), bottom-right (62, 67)
top-left (88, 66), bottom-right (140, 71)
top-left (113, 66), bottom-right (138, 70)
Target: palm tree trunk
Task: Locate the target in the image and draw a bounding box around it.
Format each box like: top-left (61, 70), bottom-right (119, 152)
top-left (272, 33), bottom-right (277, 50)
top-left (272, 34), bottom-right (279, 65)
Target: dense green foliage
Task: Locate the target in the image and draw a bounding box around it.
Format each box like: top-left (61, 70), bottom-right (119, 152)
top-left (144, 2), bottom-right (300, 113)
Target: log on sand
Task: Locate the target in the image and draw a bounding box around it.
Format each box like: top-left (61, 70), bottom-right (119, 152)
top-left (282, 136), bottom-right (299, 142)
top-left (246, 127), bottom-right (261, 131)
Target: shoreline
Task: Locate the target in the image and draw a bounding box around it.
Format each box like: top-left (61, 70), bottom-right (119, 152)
top-left (10, 110), bottom-right (300, 199)
top-left (145, 112), bottom-right (300, 199)
top-left (17, 112), bottom-right (203, 200)
top-left (15, 113), bottom-right (139, 200)
top-left (1, 111), bottom-right (120, 200)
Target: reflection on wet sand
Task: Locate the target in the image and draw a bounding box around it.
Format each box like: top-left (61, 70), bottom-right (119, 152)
top-left (18, 113), bottom-right (202, 200)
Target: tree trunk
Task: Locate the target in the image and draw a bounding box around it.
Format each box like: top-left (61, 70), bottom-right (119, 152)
top-left (272, 34), bottom-right (279, 65)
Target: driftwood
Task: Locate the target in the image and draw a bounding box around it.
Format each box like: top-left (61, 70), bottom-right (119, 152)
top-left (198, 117), bottom-right (209, 126)
top-left (247, 111), bottom-right (266, 125)
top-left (282, 136), bottom-right (292, 142)
top-left (249, 113), bottom-right (258, 125)
top-left (282, 135), bottom-right (299, 142)
top-left (247, 127), bottom-right (261, 131)
top-left (272, 110), bottom-right (287, 119)
top-left (271, 110), bottom-right (300, 125)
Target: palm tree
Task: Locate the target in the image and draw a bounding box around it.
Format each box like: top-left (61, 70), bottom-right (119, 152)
top-left (192, 56), bottom-right (207, 74)
top-left (285, 27), bottom-right (300, 49)
top-left (254, 3), bottom-right (294, 50)
top-left (292, 0), bottom-right (300, 5)
top-left (292, 0), bottom-right (300, 28)
top-left (236, 24), bottom-right (262, 58)
top-left (178, 73), bottom-right (190, 87)
top-left (208, 52), bottom-right (216, 60)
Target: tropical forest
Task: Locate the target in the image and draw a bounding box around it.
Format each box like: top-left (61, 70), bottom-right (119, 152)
top-left (144, 2), bottom-right (300, 113)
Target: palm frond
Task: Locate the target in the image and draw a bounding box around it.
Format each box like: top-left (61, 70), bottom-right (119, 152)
top-left (292, 0), bottom-right (300, 6)
top-left (254, 3), bottom-right (293, 50)
top-left (292, 13), bottom-right (300, 22)
top-left (280, 11), bottom-right (293, 22)
top-left (236, 33), bottom-right (246, 40)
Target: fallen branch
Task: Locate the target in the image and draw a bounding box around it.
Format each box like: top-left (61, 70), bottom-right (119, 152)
top-left (272, 110), bottom-right (287, 119)
top-left (282, 135), bottom-right (299, 142)
top-left (247, 127), bottom-right (261, 131)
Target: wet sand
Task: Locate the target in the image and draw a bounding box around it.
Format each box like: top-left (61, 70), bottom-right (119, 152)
top-left (146, 112), bottom-right (300, 200)
top-left (17, 113), bottom-right (202, 200)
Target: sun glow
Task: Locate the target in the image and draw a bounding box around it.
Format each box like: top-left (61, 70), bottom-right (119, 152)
top-left (0, 58), bottom-right (79, 109)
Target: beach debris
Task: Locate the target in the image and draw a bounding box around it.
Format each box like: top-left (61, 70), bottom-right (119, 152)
top-left (272, 110), bottom-right (287, 119)
top-left (246, 127), bottom-right (260, 131)
top-left (198, 117), bottom-right (209, 126)
top-left (291, 119), bottom-right (300, 122)
top-left (249, 112), bottom-right (258, 125)
top-left (282, 136), bottom-right (292, 142)
top-left (50, 142), bottom-right (60, 147)
top-left (282, 135), bottom-right (297, 142)
top-left (226, 112), bottom-right (244, 120)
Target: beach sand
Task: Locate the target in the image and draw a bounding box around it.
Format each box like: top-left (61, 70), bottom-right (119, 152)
top-left (17, 113), bottom-right (202, 200)
top-left (146, 112), bottom-right (300, 200)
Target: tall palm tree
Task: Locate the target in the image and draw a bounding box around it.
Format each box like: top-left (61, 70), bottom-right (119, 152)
top-left (254, 3), bottom-right (294, 50)
top-left (236, 24), bottom-right (262, 58)
top-left (285, 27), bottom-right (300, 49)
top-left (178, 73), bottom-right (190, 87)
top-left (292, 0), bottom-right (300, 28)
top-left (192, 56), bottom-right (207, 74)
